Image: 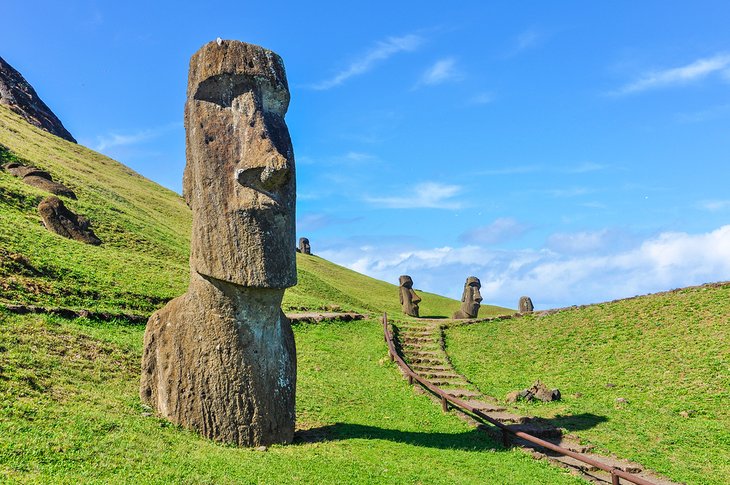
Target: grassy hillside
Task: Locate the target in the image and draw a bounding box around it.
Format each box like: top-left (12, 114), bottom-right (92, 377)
top-left (0, 311), bottom-right (582, 483)
top-left (445, 283), bottom-right (730, 485)
top-left (0, 104), bottom-right (506, 319)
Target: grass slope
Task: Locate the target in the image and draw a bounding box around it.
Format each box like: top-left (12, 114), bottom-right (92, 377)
top-left (0, 104), bottom-right (508, 319)
top-left (445, 283), bottom-right (730, 485)
top-left (0, 311), bottom-right (581, 484)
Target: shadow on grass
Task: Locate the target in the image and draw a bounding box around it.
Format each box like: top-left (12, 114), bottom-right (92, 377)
top-left (295, 412), bottom-right (608, 451)
top-left (295, 423), bottom-right (503, 450)
top-left (541, 413), bottom-right (608, 433)
top-left (417, 315), bottom-right (448, 319)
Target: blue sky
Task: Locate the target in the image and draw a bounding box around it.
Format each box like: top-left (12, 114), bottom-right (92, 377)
top-left (3, 1), bottom-right (730, 309)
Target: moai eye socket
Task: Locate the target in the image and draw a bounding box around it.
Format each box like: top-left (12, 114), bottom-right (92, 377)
top-left (194, 74), bottom-right (255, 108)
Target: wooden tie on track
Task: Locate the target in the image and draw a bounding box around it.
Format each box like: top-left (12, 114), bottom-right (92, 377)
top-left (392, 319), bottom-right (678, 485)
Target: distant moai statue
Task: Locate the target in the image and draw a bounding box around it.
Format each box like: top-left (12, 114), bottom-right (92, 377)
top-left (519, 296), bottom-right (534, 313)
top-left (299, 237), bottom-right (311, 255)
top-left (452, 276), bottom-right (483, 319)
top-left (399, 275), bottom-right (422, 317)
top-left (141, 40), bottom-right (297, 447)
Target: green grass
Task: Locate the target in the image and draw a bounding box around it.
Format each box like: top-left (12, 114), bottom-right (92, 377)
top-left (445, 283), bottom-right (730, 485)
top-left (0, 310), bottom-right (582, 484)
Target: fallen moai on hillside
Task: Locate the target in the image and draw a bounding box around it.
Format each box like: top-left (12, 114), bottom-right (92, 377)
top-left (38, 196), bottom-right (101, 245)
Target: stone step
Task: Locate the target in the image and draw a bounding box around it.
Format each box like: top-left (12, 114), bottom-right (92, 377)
top-left (429, 379), bottom-right (469, 387)
top-left (407, 357), bottom-right (443, 365)
top-left (410, 364), bottom-right (451, 372)
top-left (507, 423), bottom-right (562, 439)
top-left (551, 437), bottom-right (594, 454)
top-left (416, 371), bottom-right (463, 379)
top-left (460, 400), bottom-right (506, 412)
top-left (406, 350), bottom-right (442, 357)
top-left (400, 331), bottom-right (436, 337)
top-left (444, 389), bottom-right (482, 399)
top-left (401, 337), bottom-right (437, 344)
top-left (401, 342), bottom-right (440, 349)
top-left (484, 411), bottom-right (530, 425)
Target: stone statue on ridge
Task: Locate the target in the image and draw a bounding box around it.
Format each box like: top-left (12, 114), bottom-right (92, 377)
top-left (140, 40), bottom-right (297, 447)
top-left (452, 276), bottom-right (483, 319)
top-left (399, 275), bottom-right (422, 317)
top-left (519, 296), bottom-right (534, 313)
top-left (298, 237), bottom-right (311, 255)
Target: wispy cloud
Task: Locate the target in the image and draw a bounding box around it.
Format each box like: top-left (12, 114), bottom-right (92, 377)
top-left (297, 213), bottom-right (362, 231)
top-left (417, 58), bottom-right (462, 86)
top-left (459, 217), bottom-right (530, 245)
top-left (612, 53), bottom-right (730, 96)
top-left (311, 34), bottom-right (423, 90)
top-left (93, 122), bottom-right (181, 151)
top-left (365, 182), bottom-right (463, 209)
top-left (562, 162), bottom-right (608, 174)
top-left (469, 92), bottom-right (495, 105)
top-left (698, 199), bottom-right (730, 212)
top-left (479, 165), bottom-right (542, 176)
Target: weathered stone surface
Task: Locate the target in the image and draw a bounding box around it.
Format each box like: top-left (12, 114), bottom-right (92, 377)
top-left (399, 275), bottom-right (422, 317)
top-left (141, 275), bottom-right (295, 446)
top-left (298, 237), bottom-right (311, 255)
top-left (182, 40), bottom-right (295, 288)
top-left (142, 40), bottom-right (297, 447)
top-left (3, 161), bottom-right (76, 198)
top-left (452, 276), bottom-right (482, 319)
top-left (37, 196), bottom-right (100, 245)
top-left (509, 381), bottom-right (561, 403)
top-left (0, 56), bottom-right (76, 143)
top-left (519, 296), bottom-right (534, 313)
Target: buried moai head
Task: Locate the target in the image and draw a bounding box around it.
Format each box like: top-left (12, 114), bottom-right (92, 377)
top-left (519, 296), bottom-right (534, 313)
top-left (453, 276), bottom-right (482, 319)
top-left (298, 237), bottom-right (311, 255)
top-left (399, 275), bottom-right (422, 317)
top-left (182, 40), bottom-right (296, 288)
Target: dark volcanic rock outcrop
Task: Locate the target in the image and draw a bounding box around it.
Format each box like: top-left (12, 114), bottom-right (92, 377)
top-left (38, 196), bottom-right (101, 245)
top-left (0, 56), bottom-right (76, 143)
top-left (141, 40), bottom-right (297, 447)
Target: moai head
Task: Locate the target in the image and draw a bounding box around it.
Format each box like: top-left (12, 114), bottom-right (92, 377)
top-left (399, 275), bottom-right (422, 317)
top-left (459, 276), bottom-right (483, 318)
top-left (183, 40), bottom-right (296, 288)
top-left (519, 296), bottom-right (534, 313)
top-left (298, 237), bottom-right (311, 255)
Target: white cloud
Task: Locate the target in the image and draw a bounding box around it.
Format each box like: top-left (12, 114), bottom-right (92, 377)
top-left (320, 225), bottom-right (730, 310)
top-left (613, 53), bottom-right (730, 95)
top-left (92, 122), bottom-right (181, 151)
top-left (698, 199), bottom-right (730, 212)
top-left (459, 218), bottom-right (530, 244)
top-left (311, 34), bottom-right (423, 90)
top-left (418, 58), bottom-right (462, 86)
top-left (365, 182), bottom-right (463, 209)
top-left (470, 92), bottom-right (495, 105)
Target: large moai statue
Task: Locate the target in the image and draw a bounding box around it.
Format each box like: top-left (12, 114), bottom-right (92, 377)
top-left (398, 275), bottom-right (422, 317)
top-left (140, 40), bottom-right (297, 447)
top-left (298, 237), bottom-right (311, 255)
top-left (519, 296), bottom-right (534, 313)
top-left (452, 276), bottom-right (483, 319)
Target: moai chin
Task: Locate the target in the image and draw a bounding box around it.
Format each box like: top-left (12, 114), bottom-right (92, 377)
top-left (399, 275), bottom-right (422, 317)
top-left (298, 237), bottom-right (311, 255)
top-left (519, 296), bottom-right (534, 313)
top-left (140, 40), bottom-right (297, 447)
top-left (452, 276), bottom-right (483, 319)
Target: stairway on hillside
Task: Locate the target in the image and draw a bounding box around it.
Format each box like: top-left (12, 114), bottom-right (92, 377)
top-left (393, 319), bottom-right (678, 485)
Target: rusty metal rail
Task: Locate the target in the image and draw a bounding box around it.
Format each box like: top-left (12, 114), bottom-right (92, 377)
top-left (382, 313), bottom-right (655, 485)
